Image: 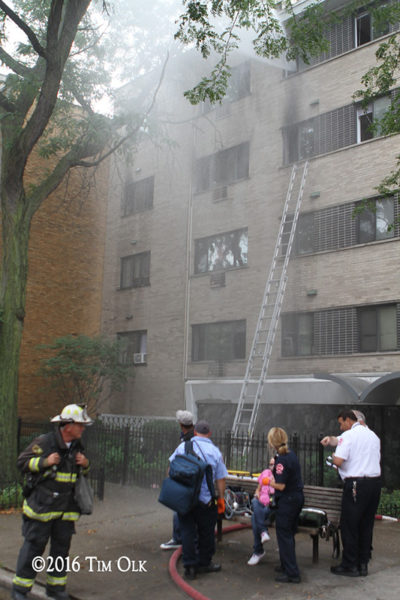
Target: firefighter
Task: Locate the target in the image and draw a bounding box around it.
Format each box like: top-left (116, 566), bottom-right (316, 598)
top-left (12, 404), bottom-right (93, 600)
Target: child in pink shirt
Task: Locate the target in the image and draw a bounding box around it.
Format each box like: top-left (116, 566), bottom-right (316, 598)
top-left (247, 458), bottom-right (275, 565)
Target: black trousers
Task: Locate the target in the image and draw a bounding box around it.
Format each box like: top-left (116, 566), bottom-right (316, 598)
top-left (13, 516), bottom-right (75, 594)
top-left (178, 502), bottom-right (217, 568)
top-left (275, 491), bottom-right (304, 578)
top-left (340, 477), bottom-right (381, 568)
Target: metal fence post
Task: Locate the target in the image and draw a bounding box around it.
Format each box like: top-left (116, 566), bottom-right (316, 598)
top-left (122, 426), bottom-right (130, 485)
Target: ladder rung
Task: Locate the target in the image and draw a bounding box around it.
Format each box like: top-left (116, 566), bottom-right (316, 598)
top-left (232, 161), bottom-right (308, 438)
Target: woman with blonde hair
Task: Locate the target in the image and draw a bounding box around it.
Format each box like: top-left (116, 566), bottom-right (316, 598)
top-left (267, 427), bottom-right (304, 583)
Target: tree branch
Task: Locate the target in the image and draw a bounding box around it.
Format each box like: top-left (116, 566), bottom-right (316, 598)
top-left (17, 1), bottom-right (91, 167)
top-left (0, 0), bottom-right (47, 58)
top-left (0, 46), bottom-right (32, 78)
top-left (76, 51), bottom-right (170, 168)
top-left (0, 91), bottom-right (16, 113)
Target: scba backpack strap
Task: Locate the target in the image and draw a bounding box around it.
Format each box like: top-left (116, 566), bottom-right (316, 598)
top-left (184, 440), bottom-right (216, 501)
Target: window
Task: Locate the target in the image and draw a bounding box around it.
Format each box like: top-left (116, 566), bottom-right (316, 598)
top-left (194, 228), bottom-right (248, 274)
top-left (192, 320), bottom-right (246, 361)
top-left (293, 196), bottom-right (398, 256)
top-left (196, 142), bottom-right (249, 192)
top-left (117, 331), bottom-right (147, 364)
top-left (357, 96), bottom-right (391, 142)
top-left (122, 176), bottom-right (154, 216)
top-left (355, 9), bottom-right (389, 47)
top-left (226, 61), bottom-right (251, 102)
top-left (281, 313), bottom-right (313, 357)
top-left (120, 252), bottom-right (150, 289)
top-left (296, 5), bottom-right (396, 72)
top-left (285, 121), bottom-right (315, 164)
top-left (357, 197), bottom-right (395, 243)
top-left (200, 62), bottom-right (250, 115)
top-left (282, 303), bottom-right (399, 356)
top-left (284, 94), bottom-right (392, 163)
top-left (359, 305), bottom-right (397, 351)
top-left (295, 213), bottom-right (314, 255)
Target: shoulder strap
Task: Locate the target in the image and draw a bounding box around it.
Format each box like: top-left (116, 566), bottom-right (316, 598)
top-left (185, 439), bottom-right (216, 499)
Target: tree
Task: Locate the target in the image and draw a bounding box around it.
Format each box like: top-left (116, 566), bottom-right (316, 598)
top-left (37, 335), bottom-right (134, 416)
top-left (0, 0), bottom-right (170, 478)
top-left (354, 32), bottom-right (400, 195)
top-left (175, 0), bottom-right (331, 104)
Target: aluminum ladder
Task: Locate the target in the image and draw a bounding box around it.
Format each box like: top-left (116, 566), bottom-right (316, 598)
top-left (231, 161), bottom-right (309, 438)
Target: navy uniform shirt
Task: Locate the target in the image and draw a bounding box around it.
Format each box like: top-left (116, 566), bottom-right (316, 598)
top-left (273, 450), bottom-right (303, 497)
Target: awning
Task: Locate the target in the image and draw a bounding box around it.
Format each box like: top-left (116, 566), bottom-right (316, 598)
top-left (314, 372), bottom-right (400, 406)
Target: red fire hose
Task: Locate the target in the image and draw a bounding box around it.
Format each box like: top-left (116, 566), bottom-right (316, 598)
top-left (168, 523), bottom-right (250, 600)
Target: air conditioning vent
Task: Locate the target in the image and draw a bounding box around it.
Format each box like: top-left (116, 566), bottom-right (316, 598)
top-left (212, 186), bottom-right (228, 202)
top-left (210, 271), bottom-right (226, 288)
top-left (133, 352), bottom-right (147, 365)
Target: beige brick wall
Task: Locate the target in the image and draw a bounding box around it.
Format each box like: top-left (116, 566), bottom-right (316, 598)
top-left (11, 157), bottom-right (109, 420)
top-left (103, 33), bottom-right (400, 416)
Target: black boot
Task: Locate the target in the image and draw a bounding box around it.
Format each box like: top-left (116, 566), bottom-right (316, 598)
top-left (46, 590), bottom-right (70, 600)
top-left (11, 589), bottom-right (28, 600)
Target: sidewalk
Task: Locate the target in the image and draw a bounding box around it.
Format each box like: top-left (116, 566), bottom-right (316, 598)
top-left (1, 483), bottom-right (399, 600)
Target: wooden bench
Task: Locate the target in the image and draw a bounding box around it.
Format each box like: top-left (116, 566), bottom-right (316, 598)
top-left (218, 473), bottom-right (342, 563)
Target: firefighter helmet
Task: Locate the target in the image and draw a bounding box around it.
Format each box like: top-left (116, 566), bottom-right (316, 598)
top-left (51, 404), bottom-right (93, 425)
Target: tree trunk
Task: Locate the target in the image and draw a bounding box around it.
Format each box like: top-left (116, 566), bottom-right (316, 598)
top-left (0, 186), bottom-right (31, 481)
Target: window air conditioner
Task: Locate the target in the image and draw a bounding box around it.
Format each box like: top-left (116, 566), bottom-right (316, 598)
top-left (133, 353), bottom-right (147, 365)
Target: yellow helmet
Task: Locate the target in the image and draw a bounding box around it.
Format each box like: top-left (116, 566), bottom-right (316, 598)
top-left (51, 404), bottom-right (93, 425)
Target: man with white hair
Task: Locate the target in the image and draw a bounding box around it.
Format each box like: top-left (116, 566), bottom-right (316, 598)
top-left (160, 409), bottom-right (195, 550)
top-left (320, 409), bottom-right (367, 448)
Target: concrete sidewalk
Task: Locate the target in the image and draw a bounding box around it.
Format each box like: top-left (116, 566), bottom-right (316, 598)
top-left (1, 483), bottom-right (399, 600)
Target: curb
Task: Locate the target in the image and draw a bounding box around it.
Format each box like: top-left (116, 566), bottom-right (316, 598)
top-left (0, 568), bottom-right (81, 600)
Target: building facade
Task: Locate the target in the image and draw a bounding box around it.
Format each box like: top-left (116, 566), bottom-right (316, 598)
top-left (15, 159), bottom-right (108, 420)
top-left (102, 0), bottom-right (400, 430)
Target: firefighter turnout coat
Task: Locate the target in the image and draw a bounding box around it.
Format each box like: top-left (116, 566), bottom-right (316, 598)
top-left (18, 427), bottom-right (89, 522)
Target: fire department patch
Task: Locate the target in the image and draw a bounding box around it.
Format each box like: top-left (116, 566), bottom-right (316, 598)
top-left (32, 444), bottom-right (43, 455)
top-left (276, 463), bottom-right (284, 475)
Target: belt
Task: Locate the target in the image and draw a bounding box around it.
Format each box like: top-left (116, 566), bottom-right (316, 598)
top-left (198, 500), bottom-right (214, 509)
top-left (344, 476), bottom-right (380, 481)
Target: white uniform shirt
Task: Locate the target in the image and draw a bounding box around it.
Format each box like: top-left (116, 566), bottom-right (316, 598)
top-left (334, 422), bottom-right (381, 480)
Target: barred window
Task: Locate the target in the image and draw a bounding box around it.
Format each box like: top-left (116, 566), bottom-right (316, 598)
top-left (192, 320), bottom-right (246, 361)
top-left (194, 228), bottom-right (248, 274)
top-left (120, 252), bottom-right (150, 289)
top-left (294, 196), bottom-right (398, 255)
top-left (281, 303), bottom-right (399, 356)
top-left (122, 176), bottom-right (154, 216)
top-left (284, 93), bottom-right (393, 163)
top-left (296, 4), bottom-right (395, 71)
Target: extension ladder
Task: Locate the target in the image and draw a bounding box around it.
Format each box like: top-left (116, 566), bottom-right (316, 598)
top-left (231, 161), bottom-right (309, 438)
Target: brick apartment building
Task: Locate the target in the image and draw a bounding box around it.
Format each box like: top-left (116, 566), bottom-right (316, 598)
top-left (101, 0), bottom-right (400, 433)
top-left (12, 159), bottom-right (108, 420)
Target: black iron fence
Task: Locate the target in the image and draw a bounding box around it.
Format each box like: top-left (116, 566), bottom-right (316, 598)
top-left (0, 419), bottom-right (398, 518)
